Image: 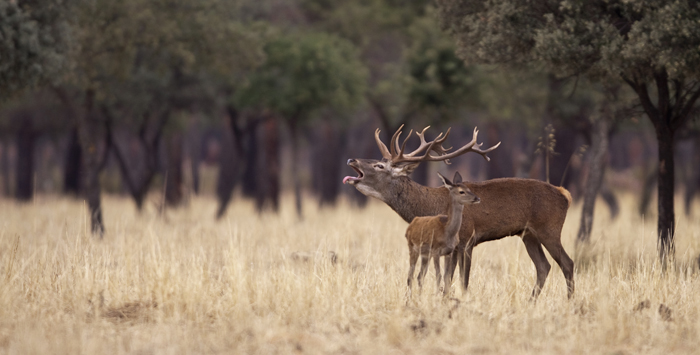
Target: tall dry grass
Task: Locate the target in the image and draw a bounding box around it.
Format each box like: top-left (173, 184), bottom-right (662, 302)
top-left (0, 193), bottom-right (699, 354)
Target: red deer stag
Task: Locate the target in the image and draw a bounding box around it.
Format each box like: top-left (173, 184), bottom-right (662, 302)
top-left (406, 171), bottom-right (480, 295)
top-left (344, 126), bottom-right (574, 298)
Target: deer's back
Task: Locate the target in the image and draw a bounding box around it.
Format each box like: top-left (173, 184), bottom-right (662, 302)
top-left (406, 216), bottom-right (448, 247)
top-left (461, 178), bottom-right (570, 242)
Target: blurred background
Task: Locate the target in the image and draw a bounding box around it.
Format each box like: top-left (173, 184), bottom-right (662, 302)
top-left (1, 0), bottom-right (698, 248)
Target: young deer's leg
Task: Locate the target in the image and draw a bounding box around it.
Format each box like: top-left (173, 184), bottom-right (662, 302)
top-left (522, 234), bottom-right (551, 299)
top-left (433, 255), bottom-right (442, 292)
top-left (417, 252), bottom-right (430, 290)
top-left (443, 248), bottom-right (459, 295)
top-left (540, 236), bottom-right (575, 298)
top-left (407, 246), bottom-right (419, 290)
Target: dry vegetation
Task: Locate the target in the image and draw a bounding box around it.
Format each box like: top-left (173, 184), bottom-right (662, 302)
top-left (1, 193), bottom-right (700, 354)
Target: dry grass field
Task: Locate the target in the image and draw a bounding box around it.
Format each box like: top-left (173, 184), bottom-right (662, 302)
top-left (1, 193), bottom-right (700, 354)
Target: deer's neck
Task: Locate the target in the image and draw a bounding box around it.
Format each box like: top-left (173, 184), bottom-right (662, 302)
top-left (384, 177), bottom-right (447, 223)
top-left (444, 199), bottom-right (464, 241)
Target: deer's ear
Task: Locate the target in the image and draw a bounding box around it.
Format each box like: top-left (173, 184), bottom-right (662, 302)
top-left (437, 172), bottom-right (453, 187)
top-left (392, 162), bottom-right (420, 177)
top-left (453, 171), bottom-right (463, 184)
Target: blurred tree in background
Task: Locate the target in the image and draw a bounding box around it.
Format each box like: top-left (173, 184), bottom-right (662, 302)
top-left (1, 0), bottom-right (69, 202)
top-left (0, 0), bottom-right (698, 254)
top-left (50, 0), bottom-right (261, 234)
top-left (235, 31), bottom-right (367, 218)
top-left (436, 0), bottom-right (700, 262)
top-left (0, 0), bottom-right (67, 102)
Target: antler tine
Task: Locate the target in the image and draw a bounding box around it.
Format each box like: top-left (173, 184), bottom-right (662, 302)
top-left (405, 126), bottom-right (431, 157)
top-left (425, 127), bottom-right (500, 162)
top-left (401, 126), bottom-right (443, 158)
top-left (374, 128), bottom-right (392, 160)
top-left (390, 126), bottom-right (500, 164)
top-left (389, 124), bottom-right (404, 156)
top-left (396, 129), bottom-right (413, 157)
top-left (392, 130), bottom-right (441, 164)
top-left (428, 127), bottom-right (453, 154)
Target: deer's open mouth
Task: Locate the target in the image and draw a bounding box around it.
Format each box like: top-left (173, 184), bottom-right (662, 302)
top-left (343, 165), bottom-right (364, 185)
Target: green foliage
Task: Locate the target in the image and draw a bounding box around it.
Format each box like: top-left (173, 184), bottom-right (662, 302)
top-left (476, 68), bottom-right (549, 128)
top-left (0, 0), bottom-right (67, 101)
top-left (302, 2), bottom-right (483, 129)
top-left (406, 10), bottom-right (479, 119)
top-left (0, 1), bottom-right (40, 99)
top-left (437, 0), bottom-right (700, 82)
top-left (64, 0), bottom-right (264, 127)
top-left (235, 31), bottom-right (367, 122)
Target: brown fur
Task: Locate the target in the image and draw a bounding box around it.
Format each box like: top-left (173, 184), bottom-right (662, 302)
top-left (347, 157), bottom-right (574, 298)
top-left (555, 186), bottom-right (572, 207)
top-left (404, 173), bottom-right (479, 294)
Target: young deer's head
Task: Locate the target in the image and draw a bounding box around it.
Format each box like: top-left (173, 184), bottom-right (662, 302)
top-left (437, 171), bottom-right (480, 205)
top-left (344, 125), bottom-right (499, 201)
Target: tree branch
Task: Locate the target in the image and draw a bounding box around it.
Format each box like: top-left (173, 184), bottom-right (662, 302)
top-left (672, 78), bottom-right (683, 108)
top-left (674, 84), bottom-right (700, 132)
top-left (654, 70), bottom-right (670, 123)
top-left (623, 76), bottom-right (660, 125)
top-left (102, 105), bottom-right (139, 198)
top-left (366, 94), bottom-right (393, 136)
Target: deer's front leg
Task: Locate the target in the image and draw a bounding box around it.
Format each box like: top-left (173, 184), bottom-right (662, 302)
top-left (443, 248), bottom-right (459, 295)
top-left (417, 253), bottom-right (430, 289)
top-left (433, 255), bottom-right (442, 292)
top-left (407, 247), bottom-right (419, 289)
top-left (460, 245), bottom-right (474, 291)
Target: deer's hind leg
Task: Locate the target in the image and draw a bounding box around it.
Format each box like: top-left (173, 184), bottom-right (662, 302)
top-left (522, 233), bottom-right (551, 299)
top-left (540, 235), bottom-right (575, 299)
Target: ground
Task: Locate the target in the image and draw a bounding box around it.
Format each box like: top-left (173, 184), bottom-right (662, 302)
top-left (0, 193), bottom-right (699, 354)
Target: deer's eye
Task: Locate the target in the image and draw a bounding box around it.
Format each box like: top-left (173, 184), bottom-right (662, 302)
top-left (459, 191), bottom-right (466, 194)
top-left (374, 164), bottom-right (384, 169)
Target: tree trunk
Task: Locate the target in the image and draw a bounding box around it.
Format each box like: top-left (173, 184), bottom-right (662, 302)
top-left (623, 72), bottom-right (700, 264)
top-left (639, 164), bottom-right (657, 216)
top-left (15, 117), bottom-right (34, 201)
top-left (107, 109), bottom-right (168, 211)
top-left (64, 127), bottom-right (82, 195)
top-left (165, 132), bottom-right (183, 206)
top-left (576, 118), bottom-right (609, 243)
top-left (600, 185), bottom-right (620, 219)
top-left (240, 120), bottom-right (259, 198)
top-left (549, 125), bottom-right (578, 188)
top-left (684, 133), bottom-right (700, 215)
top-left (288, 118), bottom-right (303, 219)
top-left (186, 118), bottom-right (201, 195)
top-left (77, 90), bottom-right (105, 237)
top-left (0, 140), bottom-right (10, 196)
top-left (312, 121), bottom-right (344, 206)
top-left (656, 126), bottom-right (675, 262)
top-left (256, 117), bottom-right (280, 212)
top-left (216, 115), bottom-right (240, 218)
top-left (486, 123), bottom-right (515, 179)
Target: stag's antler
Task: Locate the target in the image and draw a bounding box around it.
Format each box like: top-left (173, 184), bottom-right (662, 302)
top-left (374, 128), bottom-right (392, 160)
top-left (375, 126), bottom-right (501, 165)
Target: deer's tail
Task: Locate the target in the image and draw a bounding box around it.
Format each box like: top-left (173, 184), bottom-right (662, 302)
top-left (555, 186), bottom-right (572, 208)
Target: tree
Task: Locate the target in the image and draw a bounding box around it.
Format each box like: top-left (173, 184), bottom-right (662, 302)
top-left (1, 0), bottom-right (68, 201)
top-left (437, 0), bottom-right (700, 262)
top-left (50, 0), bottom-right (262, 233)
top-left (0, 0), bottom-right (66, 101)
top-left (235, 31), bottom-right (367, 218)
top-left (405, 9), bottom-right (479, 121)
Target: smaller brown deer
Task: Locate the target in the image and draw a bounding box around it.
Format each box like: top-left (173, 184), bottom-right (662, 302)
top-left (405, 172), bottom-right (479, 294)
